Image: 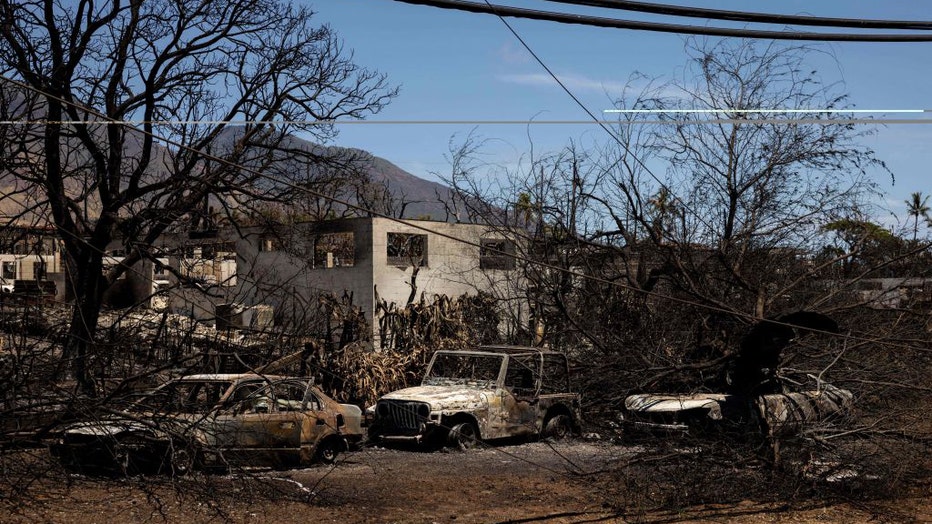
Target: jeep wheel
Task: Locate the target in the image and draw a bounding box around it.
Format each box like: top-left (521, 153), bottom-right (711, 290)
top-left (543, 414), bottom-right (574, 440)
top-left (447, 422), bottom-right (479, 450)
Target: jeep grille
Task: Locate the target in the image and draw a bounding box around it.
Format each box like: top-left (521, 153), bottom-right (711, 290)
top-left (377, 400), bottom-right (430, 431)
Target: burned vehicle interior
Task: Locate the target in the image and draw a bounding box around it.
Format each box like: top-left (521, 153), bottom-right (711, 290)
top-left (423, 352), bottom-right (503, 388)
top-left (124, 378), bottom-right (324, 417)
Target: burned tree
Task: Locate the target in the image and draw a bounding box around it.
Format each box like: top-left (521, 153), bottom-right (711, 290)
top-left (0, 0), bottom-right (396, 394)
top-left (449, 39), bottom-right (887, 383)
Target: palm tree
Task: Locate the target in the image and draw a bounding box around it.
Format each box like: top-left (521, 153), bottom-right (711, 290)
top-left (905, 191), bottom-right (930, 241)
top-left (648, 187), bottom-right (677, 241)
top-left (516, 192), bottom-right (535, 225)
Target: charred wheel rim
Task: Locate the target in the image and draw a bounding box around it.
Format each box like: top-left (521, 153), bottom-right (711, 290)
top-left (113, 444), bottom-right (133, 475)
top-left (448, 422), bottom-right (479, 450)
top-left (168, 443), bottom-right (197, 476)
top-left (544, 414), bottom-right (573, 440)
top-left (316, 439), bottom-right (341, 464)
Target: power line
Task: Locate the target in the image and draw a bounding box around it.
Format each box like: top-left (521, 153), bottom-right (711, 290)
top-left (543, 0), bottom-right (932, 30)
top-left (604, 109), bottom-right (928, 114)
top-left (5, 117), bottom-right (932, 125)
top-left (390, 0), bottom-right (932, 42)
top-left (478, 0), bottom-right (723, 243)
top-left (475, 0), bottom-right (926, 367)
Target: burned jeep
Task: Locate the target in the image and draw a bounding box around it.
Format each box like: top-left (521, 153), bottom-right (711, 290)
top-left (369, 346), bottom-right (581, 449)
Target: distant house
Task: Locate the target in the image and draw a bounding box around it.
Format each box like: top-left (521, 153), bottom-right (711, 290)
top-left (103, 231), bottom-right (239, 312)
top-left (849, 277), bottom-right (932, 309)
top-left (96, 217), bottom-right (523, 346)
top-left (0, 223), bottom-right (63, 299)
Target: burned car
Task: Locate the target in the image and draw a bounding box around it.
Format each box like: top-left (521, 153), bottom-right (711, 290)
top-left (621, 312), bottom-right (853, 438)
top-left (368, 346), bottom-right (581, 449)
top-left (51, 374), bottom-right (363, 474)
top-left (623, 382), bottom-right (853, 438)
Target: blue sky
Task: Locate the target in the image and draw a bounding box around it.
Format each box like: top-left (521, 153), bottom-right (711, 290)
top-left (311, 0), bottom-right (932, 228)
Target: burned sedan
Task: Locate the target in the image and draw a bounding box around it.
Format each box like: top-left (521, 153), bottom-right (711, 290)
top-left (51, 374), bottom-right (363, 474)
top-left (368, 346), bottom-right (581, 449)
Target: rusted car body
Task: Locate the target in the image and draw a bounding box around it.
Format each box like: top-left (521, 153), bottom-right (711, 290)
top-left (368, 346), bottom-right (581, 449)
top-left (51, 374), bottom-right (363, 474)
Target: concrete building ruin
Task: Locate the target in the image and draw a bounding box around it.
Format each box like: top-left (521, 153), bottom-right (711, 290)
top-left (232, 217), bottom-right (520, 347)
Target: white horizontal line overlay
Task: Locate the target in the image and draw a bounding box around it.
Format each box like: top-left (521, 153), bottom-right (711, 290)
top-left (603, 108), bottom-right (928, 113)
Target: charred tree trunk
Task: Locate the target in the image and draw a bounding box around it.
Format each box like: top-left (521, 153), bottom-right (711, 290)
top-left (62, 241), bottom-right (110, 397)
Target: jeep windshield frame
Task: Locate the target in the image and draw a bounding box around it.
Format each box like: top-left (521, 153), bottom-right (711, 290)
top-left (422, 352), bottom-right (506, 388)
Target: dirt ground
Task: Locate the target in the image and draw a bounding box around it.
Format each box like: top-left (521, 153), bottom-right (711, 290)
top-left (2, 440), bottom-right (929, 524)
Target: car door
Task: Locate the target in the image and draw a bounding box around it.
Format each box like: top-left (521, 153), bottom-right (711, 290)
top-left (262, 380), bottom-right (310, 453)
top-left (211, 380), bottom-right (306, 466)
top-left (210, 382), bottom-right (273, 463)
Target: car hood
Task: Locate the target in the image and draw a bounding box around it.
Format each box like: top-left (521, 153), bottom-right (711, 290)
top-left (62, 419), bottom-right (154, 437)
top-left (61, 414), bottom-right (199, 439)
top-left (381, 385), bottom-right (492, 412)
top-left (625, 393), bottom-right (733, 420)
